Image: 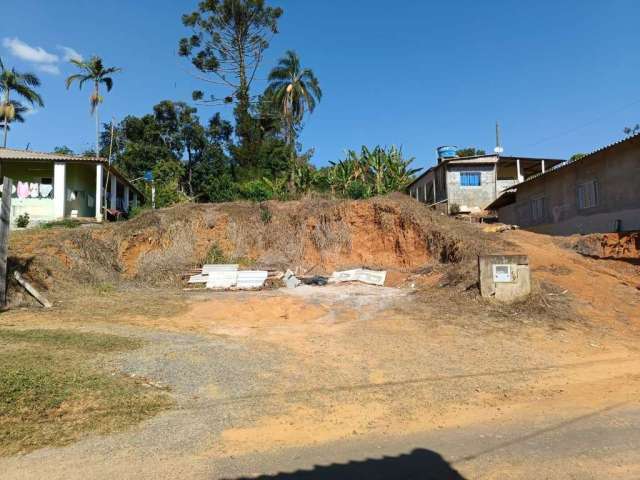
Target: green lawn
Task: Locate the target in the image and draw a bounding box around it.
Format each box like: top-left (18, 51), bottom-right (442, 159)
top-left (0, 329), bottom-right (171, 456)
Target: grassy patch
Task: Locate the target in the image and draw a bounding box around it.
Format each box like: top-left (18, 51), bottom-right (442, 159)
top-left (0, 328), bottom-right (171, 456)
top-left (0, 328), bottom-right (141, 353)
top-left (40, 219), bottom-right (82, 230)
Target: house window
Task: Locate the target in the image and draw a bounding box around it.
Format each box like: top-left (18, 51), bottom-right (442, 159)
top-left (530, 197), bottom-right (546, 222)
top-left (460, 172), bottom-right (481, 187)
top-left (577, 180), bottom-right (598, 210)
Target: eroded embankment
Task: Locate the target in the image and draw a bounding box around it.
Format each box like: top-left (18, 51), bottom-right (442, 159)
top-left (573, 232), bottom-right (640, 261)
top-left (6, 194), bottom-right (507, 305)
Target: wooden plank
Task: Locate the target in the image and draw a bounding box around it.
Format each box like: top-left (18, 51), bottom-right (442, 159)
top-left (0, 177), bottom-right (12, 308)
top-left (13, 271), bottom-right (52, 308)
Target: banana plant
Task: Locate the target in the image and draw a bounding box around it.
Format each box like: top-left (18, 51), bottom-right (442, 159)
top-left (327, 145), bottom-right (421, 198)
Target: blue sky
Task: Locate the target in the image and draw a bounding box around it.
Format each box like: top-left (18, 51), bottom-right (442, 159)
top-left (3, 0), bottom-right (640, 172)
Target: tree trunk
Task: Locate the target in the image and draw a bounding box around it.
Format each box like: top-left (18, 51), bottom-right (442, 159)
top-left (186, 145), bottom-right (193, 196)
top-left (2, 91), bottom-right (9, 148)
top-left (95, 84), bottom-right (100, 159)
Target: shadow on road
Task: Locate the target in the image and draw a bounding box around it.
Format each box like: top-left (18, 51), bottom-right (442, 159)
top-left (225, 448), bottom-right (465, 479)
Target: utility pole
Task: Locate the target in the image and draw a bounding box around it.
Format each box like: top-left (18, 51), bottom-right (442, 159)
top-left (0, 176), bottom-right (12, 308)
top-left (494, 121), bottom-right (504, 155)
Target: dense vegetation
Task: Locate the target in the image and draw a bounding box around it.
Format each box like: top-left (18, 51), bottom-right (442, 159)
top-left (93, 0), bottom-right (421, 207)
top-left (3, 0), bottom-right (422, 208)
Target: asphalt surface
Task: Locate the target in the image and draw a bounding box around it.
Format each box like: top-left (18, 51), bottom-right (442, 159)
top-left (216, 402), bottom-right (640, 479)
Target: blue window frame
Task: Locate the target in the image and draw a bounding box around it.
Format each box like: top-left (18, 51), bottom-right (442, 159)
top-left (460, 172), bottom-right (481, 187)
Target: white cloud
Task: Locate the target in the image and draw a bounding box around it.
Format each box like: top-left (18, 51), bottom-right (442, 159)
top-left (57, 45), bottom-right (83, 62)
top-left (37, 64), bottom-right (60, 75)
top-left (2, 37), bottom-right (58, 64)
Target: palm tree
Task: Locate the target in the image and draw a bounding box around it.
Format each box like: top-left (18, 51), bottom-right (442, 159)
top-left (1, 101), bottom-right (28, 134)
top-left (266, 51), bottom-right (322, 190)
top-left (65, 56), bottom-right (121, 159)
top-left (0, 57), bottom-right (44, 148)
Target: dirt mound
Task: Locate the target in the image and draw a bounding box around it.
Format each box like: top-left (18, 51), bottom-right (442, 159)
top-left (572, 232), bottom-right (640, 261)
top-left (7, 193), bottom-right (512, 304)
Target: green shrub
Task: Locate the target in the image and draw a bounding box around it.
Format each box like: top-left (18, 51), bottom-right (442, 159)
top-left (260, 204), bottom-right (272, 224)
top-left (204, 242), bottom-right (228, 264)
top-left (449, 203), bottom-right (461, 214)
top-left (129, 205), bottom-right (151, 218)
top-left (346, 180), bottom-right (371, 200)
top-left (239, 179), bottom-right (273, 202)
top-left (205, 175), bottom-right (239, 203)
top-left (15, 213), bottom-right (30, 228)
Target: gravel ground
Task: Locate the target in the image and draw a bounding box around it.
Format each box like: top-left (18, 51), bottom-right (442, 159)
top-left (0, 282), bottom-right (638, 479)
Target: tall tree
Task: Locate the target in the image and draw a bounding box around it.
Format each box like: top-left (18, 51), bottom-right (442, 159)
top-left (65, 56), bottom-right (121, 159)
top-left (265, 50), bottom-right (321, 190)
top-left (0, 57), bottom-right (44, 148)
top-left (153, 100), bottom-right (207, 195)
top-left (178, 0), bottom-right (283, 169)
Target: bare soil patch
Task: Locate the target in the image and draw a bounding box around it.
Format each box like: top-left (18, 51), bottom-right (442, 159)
top-left (6, 194), bottom-right (510, 307)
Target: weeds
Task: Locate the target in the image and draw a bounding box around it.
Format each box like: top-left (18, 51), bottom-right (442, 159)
top-left (204, 242), bottom-right (228, 264)
top-left (0, 328), bottom-right (141, 352)
top-left (40, 219), bottom-right (82, 229)
top-left (260, 204), bottom-right (272, 224)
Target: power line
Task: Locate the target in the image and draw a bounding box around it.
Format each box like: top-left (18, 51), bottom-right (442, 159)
top-left (516, 97), bottom-right (640, 150)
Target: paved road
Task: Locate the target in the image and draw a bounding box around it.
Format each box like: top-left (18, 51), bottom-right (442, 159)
top-left (213, 401), bottom-right (640, 479)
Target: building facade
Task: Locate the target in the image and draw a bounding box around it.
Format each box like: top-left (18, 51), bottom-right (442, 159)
top-left (490, 135), bottom-right (640, 235)
top-left (0, 148), bottom-right (143, 226)
top-left (408, 152), bottom-right (563, 214)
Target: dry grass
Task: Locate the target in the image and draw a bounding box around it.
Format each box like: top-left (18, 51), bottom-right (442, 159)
top-left (0, 328), bottom-right (171, 456)
top-left (7, 193), bottom-right (515, 305)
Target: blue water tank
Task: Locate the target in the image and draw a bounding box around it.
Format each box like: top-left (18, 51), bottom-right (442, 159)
top-left (437, 146), bottom-right (458, 159)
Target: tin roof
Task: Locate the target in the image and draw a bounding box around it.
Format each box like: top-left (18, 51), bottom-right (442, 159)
top-left (0, 147), bottom-right (105, 163)
top-left (509, 133), bottom-right (640, 189)
top-left (406, 154), bottom-right (563, 189)
top-left (0, 147), bottom-right (144, 197)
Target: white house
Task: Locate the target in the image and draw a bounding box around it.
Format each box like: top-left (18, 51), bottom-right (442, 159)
top-left (0, 147), bottom-right (143, 225)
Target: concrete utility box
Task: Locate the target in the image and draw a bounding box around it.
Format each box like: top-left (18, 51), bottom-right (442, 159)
top-left (478, 254), bottom-right (531, 303)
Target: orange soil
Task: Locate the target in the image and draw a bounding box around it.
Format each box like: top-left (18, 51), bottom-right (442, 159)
top-left (504, 229), bottom-right (640, 327)
top-left (115, 201), bottom-right (431, 277)
top-left (598, 232), bottom-right (640, 259)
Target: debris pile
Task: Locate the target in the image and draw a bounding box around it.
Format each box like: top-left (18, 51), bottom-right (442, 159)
top-left (328, 268), bottom-right (387, 286)
top-left (187, 264), bottom-right (270, 290)
top-left (186, 264), bottom-right (388, 291)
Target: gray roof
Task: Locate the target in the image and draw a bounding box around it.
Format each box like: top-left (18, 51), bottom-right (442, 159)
top-left (0, 147), bottom-right (144, 197)
top-left (406, 154), bottom-right (564, 189)
top-left (509, 132), bottom-right (640, 189)
top-left (0, 147), bottom-right (105, 163)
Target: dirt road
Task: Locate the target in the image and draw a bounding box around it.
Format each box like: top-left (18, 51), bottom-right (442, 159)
top-left (1, 227), bottom-right (639, 479)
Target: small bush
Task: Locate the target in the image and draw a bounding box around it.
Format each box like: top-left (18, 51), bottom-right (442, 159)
top-left (204, 242), bottom-right (228, 264)
top-left (15, 213), bottom-right (29, 228)
top-left (346, 180), bottom-right (371, 200)
top-left (205, 175), bottom-right (239, 203)
top-left (449, 203), bottom-right (461, 215)
top-left (260, 204), bottom-right (272, 224)
top-left (239, 179), bottom-right (273, 202)
top-left (129, 205), bottom-right (150, 218)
